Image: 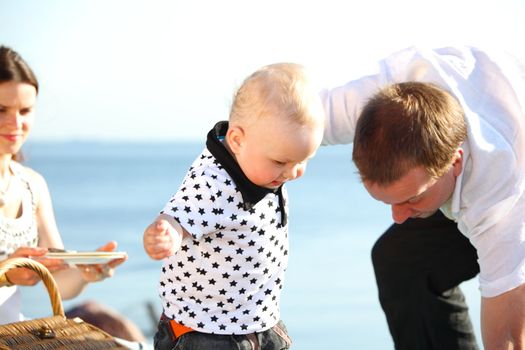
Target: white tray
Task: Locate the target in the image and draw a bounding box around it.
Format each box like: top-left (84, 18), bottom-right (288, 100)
top-left (44, 251), bottom-right (127, 265)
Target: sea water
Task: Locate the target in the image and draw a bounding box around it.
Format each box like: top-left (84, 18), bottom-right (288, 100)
top-left (19, 141), bottom-right (481, 349)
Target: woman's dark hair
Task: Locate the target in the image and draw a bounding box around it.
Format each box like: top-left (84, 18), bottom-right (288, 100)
top-left (0, 46), bottom-right (39, 161)
top-left (0, 45), bottom-right (39, 92)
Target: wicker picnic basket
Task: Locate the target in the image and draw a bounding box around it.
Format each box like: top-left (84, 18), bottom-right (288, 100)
top-left (0, 257), bottom-right (129, 350)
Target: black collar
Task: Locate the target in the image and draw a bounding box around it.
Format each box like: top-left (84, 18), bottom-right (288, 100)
top-left (206, 121), bottom-right (287, 226)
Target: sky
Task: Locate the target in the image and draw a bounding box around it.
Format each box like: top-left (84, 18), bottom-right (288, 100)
top-left (1, 0), bottom-right (524, 141)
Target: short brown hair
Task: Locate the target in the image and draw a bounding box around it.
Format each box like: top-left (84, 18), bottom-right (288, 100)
top-left (352, 82), bottom-right (467, 185)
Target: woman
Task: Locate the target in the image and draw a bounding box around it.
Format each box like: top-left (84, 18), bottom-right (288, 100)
top-left (0, 45), bottom-right (126, 323)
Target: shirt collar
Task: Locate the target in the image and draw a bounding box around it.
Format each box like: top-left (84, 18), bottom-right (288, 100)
top-left (206, 121), bottom-right (287, 225)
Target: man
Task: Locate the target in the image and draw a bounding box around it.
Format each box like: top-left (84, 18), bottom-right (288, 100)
top-left (321, 46), bottom-right (525, 349)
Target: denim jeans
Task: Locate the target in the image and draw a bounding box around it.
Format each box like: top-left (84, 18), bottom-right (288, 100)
top-left (372, 211), bottom-right (480, 350)
top-left (154, 319), bottom-right (292, 350)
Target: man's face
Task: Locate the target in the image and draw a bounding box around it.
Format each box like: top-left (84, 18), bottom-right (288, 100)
top-left (363, 152), bottom-right (463, 224)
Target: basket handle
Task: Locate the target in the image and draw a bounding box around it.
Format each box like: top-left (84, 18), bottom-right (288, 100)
top-left (0, 257), bottom-right (64, 317)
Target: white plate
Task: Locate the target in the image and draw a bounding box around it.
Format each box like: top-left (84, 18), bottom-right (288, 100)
top-left (44, 251), bottom-right (127, 265)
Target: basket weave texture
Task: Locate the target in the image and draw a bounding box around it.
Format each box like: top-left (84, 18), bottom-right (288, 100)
top-left (0, 258), bottom-right (129, 350)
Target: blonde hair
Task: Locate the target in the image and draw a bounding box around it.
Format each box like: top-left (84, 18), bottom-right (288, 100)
top-left (229, 63), bottom-right (323, 127)
top-left (353, 82), bottom-right (467, 185)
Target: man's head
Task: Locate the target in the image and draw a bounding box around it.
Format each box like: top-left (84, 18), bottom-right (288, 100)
top-left (226, 63), bottom-right (325, 189)
top-left (353, 82), bottom-right (467, 223)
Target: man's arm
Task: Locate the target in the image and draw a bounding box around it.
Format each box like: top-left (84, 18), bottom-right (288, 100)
top-left (481, 284), bottom-right (525, 349)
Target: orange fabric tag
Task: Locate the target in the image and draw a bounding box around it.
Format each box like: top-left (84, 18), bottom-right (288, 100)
top-left (169, 319), bottom-right (194, 338)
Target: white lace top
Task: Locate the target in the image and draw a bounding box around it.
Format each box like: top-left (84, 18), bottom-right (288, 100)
top-left (0, 162), bottom-right (38, 324)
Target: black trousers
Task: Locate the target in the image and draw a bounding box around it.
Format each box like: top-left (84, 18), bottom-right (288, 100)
top-left (372, 211), bottom-right (480, 350)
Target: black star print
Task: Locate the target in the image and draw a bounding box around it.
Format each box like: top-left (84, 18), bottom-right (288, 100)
top-left (212, 208), bottom-right (224, 215)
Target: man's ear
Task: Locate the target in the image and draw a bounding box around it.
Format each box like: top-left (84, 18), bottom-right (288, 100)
top-left (452, 148), bottom-right (463, 177)
top-left (226, 125), bottom-right (244, 154)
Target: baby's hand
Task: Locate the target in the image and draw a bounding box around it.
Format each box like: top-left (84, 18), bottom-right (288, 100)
top-left (143, 219), bottom-right (181, 260)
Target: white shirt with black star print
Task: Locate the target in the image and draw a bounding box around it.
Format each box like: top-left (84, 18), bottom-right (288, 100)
top-left (159, 142), bottom-right (289, 335)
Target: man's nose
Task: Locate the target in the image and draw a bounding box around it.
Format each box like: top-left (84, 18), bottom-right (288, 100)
top-left (391, 204), bottom-right (412, 224)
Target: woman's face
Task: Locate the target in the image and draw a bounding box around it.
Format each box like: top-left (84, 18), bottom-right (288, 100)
top-left (0, 81), bottom-right (37, 156)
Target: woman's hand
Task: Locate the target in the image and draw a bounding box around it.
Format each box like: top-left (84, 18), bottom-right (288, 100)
top-left (77, 241), bottom-right (127, 283)
top-left (3, 246), bottom-right (68, 286)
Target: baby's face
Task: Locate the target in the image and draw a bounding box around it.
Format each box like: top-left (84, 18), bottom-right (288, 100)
top-left (232, 115), bottom-right (324, 189)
